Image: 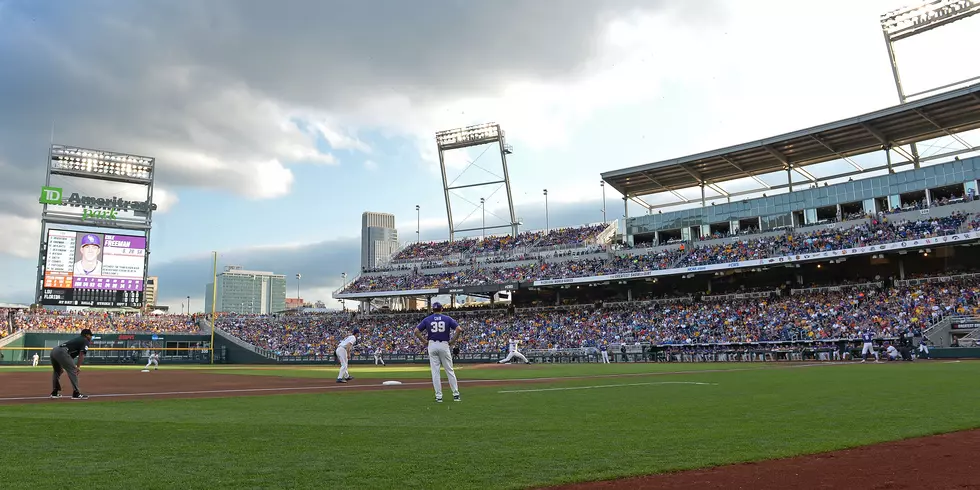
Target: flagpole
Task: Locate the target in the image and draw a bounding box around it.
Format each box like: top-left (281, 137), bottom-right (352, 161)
top-left (210, 251), bottom-right (217, 364)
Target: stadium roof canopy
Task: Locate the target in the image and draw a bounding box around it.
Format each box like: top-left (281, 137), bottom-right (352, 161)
top-left (602, 82), bottom-right (980, 208)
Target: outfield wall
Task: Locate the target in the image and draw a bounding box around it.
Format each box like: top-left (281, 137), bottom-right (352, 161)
top-left (1, 333), bottom-right (215, 365)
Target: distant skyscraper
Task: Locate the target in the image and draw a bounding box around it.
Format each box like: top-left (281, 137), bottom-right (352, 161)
top-left (361, 212), bottom-right (399, 270)
top-left (204, 265), bottom-right (287, 315)
top-left (144, 276), bottom-right (159, 307)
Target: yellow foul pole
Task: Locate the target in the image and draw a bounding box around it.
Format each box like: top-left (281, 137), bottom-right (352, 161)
top-left (210, 251), bottom-right (217, 364)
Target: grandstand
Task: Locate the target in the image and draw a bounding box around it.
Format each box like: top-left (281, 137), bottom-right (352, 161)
top-left (333, 83), bottom-right (980, 309)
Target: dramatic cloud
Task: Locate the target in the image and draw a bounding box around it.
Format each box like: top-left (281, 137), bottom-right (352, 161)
top-left (0, 0), bottom-right (717, 220)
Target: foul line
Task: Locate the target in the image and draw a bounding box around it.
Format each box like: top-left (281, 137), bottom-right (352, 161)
top-left (0, 362), bottom-right (847, 403)
top-left (498, 381), bottom-right (717, 394)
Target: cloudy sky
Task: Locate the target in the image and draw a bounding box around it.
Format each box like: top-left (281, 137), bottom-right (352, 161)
top-left (1, 0), bottom-right (977, 311)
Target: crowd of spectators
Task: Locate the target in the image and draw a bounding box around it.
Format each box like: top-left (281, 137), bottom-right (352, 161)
top-left (342, 214), bottom-right (977, 294)
top-left (12, 311), bottom-right (202, 334)
top-left (220, 276), bottom-right (980, 357)
top-left (679, 213), bottom-right (970, 267)
top-left (387, 224), bottom-right (608, 265)
top-left (344, 248), bottom-right (687, 293)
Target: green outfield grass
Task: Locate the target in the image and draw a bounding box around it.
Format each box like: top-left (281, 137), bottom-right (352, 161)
top-left (2, 361), bottom-right (979, 490)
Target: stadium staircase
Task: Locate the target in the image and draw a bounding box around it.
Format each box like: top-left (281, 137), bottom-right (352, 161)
top-left (198, 318), bottom-right (280, 362)
top-left (923, 315), bottom-right (980, 347)
top-left (0, 329), bottom-right (24, 348)
top-left (958, 323), bottom-right (980, 346)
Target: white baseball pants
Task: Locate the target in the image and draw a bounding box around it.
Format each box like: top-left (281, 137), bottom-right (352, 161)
top-left (861, 342), bottom-right (879, 360)
top-left (428, 341), bottom-right (459, 399)
top-left (498, 351), bottom-right (528, 363)
top-left (601, 351), bottom-right (610, 363)
top-left (144, 359), bottom-right (158, 368)
top-left (336, 346), bottom-right (349, 379)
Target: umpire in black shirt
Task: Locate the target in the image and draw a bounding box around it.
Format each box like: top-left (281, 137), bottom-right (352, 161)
top-left (50, 328), bottom-right (93, 400)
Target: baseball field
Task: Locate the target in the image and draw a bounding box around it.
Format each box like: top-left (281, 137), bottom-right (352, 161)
top-left (1, 361), bottom-right (979, 489)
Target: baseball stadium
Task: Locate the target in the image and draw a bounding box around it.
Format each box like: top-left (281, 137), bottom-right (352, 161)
top-left (4, 3), bottom-right (980, 490)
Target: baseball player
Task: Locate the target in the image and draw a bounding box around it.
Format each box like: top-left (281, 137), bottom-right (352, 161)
top-left (73, 234), bottom-right (103, 276)
top-left (414, 302), bottom-right (463, 403)
top-left (32, 353), bottom-right (40, 367)
top-left (49, 328), bottom-right (92, 400)
top-left (144, 352), bottom-right (160, 371)
top-left (885, 344), bottom-right (901, 361)
top-left (373, 346), bottom-right (385, 366)
top-left (600, 342), bottom-right (610, 363)
top-left (918, 338), bottom-right (931, 359)
top-left (498, 338), bottom-right (530, 364)
top-left (860, 330), bottom-right (880, 363)
top-left (335, 328), bottom-right (358, 383)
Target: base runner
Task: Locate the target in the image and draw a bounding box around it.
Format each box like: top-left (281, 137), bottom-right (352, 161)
top-left (414, 302), bottom-right (463, 403)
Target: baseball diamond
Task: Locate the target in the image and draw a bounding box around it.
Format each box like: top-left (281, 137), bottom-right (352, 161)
top-left (5, 2), bottom-right (980, 489)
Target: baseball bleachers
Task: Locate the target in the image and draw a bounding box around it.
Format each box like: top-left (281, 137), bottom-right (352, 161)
top-left (341, 212), bottom-right (977, 294)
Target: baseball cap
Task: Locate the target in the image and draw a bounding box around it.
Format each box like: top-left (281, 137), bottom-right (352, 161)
top-left (80, 234), bottom-right (101, 247)
top-left (432, 302), bottom-right (443, 310)
top-left (352, 328), bottom-right (360, 334)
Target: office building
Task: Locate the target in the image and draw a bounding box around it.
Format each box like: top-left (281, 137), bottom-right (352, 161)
top-left (361, 212), bottom-right (399, 270)
top-left (144, 276), bottom-right (158, 308)
top-left (204, 265), bottom-right (287, 314)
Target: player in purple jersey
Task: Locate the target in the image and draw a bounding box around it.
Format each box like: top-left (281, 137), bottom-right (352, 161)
top-left (860, 330), bottom-right (880, 363)
top-left (414, 302), bottom-right (463, 403)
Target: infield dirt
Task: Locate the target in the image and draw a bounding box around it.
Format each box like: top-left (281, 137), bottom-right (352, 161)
top-left (545, 429), bottom-right (980, 490)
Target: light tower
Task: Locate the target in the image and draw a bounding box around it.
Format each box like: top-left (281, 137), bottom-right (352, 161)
top-left (434, 123), bottom-right (519, 241)
top-left (880, 0), bottom-right (980, 168)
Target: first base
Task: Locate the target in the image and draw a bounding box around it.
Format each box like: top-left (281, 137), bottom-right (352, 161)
top-left (141, 370), bottom-right (150, 373)
top-left (382, 381), bottom-right (403, 386)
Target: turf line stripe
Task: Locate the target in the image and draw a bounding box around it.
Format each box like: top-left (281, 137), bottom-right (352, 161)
top-left (498, 381), bottom-right (717, 393)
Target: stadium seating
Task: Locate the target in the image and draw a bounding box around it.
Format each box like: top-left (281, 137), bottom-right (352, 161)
top-left (341, 214), bottom-right (976, 294)
top-left (384, 224), bottom-right (609, 266)
top-left (12, 312), bottom-right (203, 334)
top-left (220, 275), bottom-right (979, 356)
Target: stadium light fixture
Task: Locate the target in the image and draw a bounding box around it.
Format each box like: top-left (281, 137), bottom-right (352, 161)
top-left (543, 189), bottom-right (549, 233)
top-left (50, 145), bottom-right (154, 183)
top-left (880, 0), bottom-right (980, 41)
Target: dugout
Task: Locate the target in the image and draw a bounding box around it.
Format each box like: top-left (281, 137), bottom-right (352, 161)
top-left (1, 333), bottom-right (215, 365)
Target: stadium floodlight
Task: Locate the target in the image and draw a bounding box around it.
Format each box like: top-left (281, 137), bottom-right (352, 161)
top-left (50, 145), bottom-right (154, 184)
top-left (879, 0), bottom-right (980, 168)
top-left (435, 122), bottom-right (519, 240)
top-left (435, 123), bottom-right (502, 150)
top-left (881, 0), bottom-right (980, 41)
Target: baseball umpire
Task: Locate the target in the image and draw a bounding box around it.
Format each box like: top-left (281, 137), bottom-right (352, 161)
top-left (50, 328), bottom-right (93, 400)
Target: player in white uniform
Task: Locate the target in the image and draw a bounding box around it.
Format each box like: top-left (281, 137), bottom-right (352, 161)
top-left (918, 339), bottom-right (930, 359)
top-left (498, 339), bottom-right (530, 364)
top-left (885, 344), bottom-right (901, 361)
top-left (144, 352), bottom-right (160, 370)
top-left (336, 328), bottom-right (358, 383)
top-left (32, 353), bottom-right (40, 367)
top-left (373, 346), bottom-right (385, 366)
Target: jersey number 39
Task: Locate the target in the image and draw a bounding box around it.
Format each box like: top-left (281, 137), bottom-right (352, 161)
top-left (430, 321), bottom-right (446, 333)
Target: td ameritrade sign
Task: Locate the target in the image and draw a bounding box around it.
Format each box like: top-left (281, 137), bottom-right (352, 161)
top-left (39, 186), bottom-right (157, 221)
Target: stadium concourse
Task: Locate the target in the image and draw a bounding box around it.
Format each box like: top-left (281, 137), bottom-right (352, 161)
top-left (341, 208), bottom-right (977, 294)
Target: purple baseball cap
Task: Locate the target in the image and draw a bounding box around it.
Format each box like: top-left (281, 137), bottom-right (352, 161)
top-left (80, 234), bottom-right (101, 247)
top-left (432, 302), bottom-right (443, 310)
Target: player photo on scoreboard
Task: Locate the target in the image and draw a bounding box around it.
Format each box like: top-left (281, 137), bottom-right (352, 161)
top-left (73, 232), bottom-right (105, 277)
